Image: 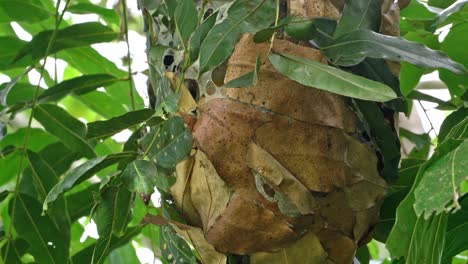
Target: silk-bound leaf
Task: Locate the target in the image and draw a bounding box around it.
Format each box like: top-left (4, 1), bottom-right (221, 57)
top-left (107, 242), bottom-right (140, 264)
top-left (13, 22), bottom-right (119, 63)
top-left (322, 30), bottom-right (466, 74)
top-left (10, 194), bottom-right (70, 264)
top-left (198, 0), bottom-right (275, 75)
top-left (140, 116), bottom-right (193, 172)
top-left (43, 152), bottom-right (137, 211)
top-left (225, 54), bottom-right (261, 88)
top-left (0, 0), bottom-right (53, 23)
top-left (91, 186), bottom-right (135, 264)
top-left (121, 160), bottom-right (157, 195)
top-left (414, 119), bottom-right (468, 218)
top-left (87, 109), bottom-right (154, 140)
top-left (38, 74), bottom-right (122, 103)
top-left (269, 53), bottom-right (397, 102)
top-left (188, 11), bottom-right (218, 65)
top-left (174, 0), bottom-right (197, 46)
top-left (67, 3), bottom-right (120, 28)
top-left (72, 227), bottom-right (142, 263)
top-left (33, 104), bottom-right (96, 158)
top-left (334, 0), bottom-right (382, 37)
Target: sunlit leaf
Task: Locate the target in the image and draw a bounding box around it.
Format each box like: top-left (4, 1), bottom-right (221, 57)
top-left (33, 104), bottom-right (96, 158)
top-left (43, 152), bottom-right (137, 211)
top-left (269, 53), bottom-right (397, 102)
top-left (0, 0), bottom-right (53, 23)
top-left (67, 3), bottom-right (120, 28)
top-left (174, 0), bottom-right (197, 46)
top-left (13, 22), bottom-right (119, 64)
top-left (87, 109), bottom-right (154, 140)
top-left (38, 74), bottom-right (122, 103)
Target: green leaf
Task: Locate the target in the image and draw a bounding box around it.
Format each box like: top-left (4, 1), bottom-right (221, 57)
top-left (400, 128), bottom-right (432, 151)
top-left (108, 242), bottom-right (140, 264)
top-left (92, 186), bottom-right (135, 264)
top-left (400, 63), bottom-right (425, 96)
top-left (87, 109), bottom-right (154, 140)
top-left (407, 90), bottom-right (456, 110)
top-left (198, 0), bottom-right (275, 75)
top-left (414, 122), bottom-right (468, 218)
top-left (0, 36), bottom-right (30, 70)
top-left (432, 0), bottom-right (468, 28)
top-left (1, 82), bottom-right (42, 106)
top-left (43, 152), bottom-right (137, 211)
top-left (353, 100), bottom-right (401, 182)
top-left (174, 0), bottom-right (197, 46)
top-left (78, 91), bottom-right (128, 119)
top-left (225, 54), bottom-right (261, 88)
top-left (0, 128), bottom-right (57, 152)
top-left (0, 0), bottom-right (52, 23)
top-left (13, 22), bottom-right (119, 64)
top-left (284, 17), bottom-right (336, 46)
top-left (121, 160), bottom-right (157, 195)
top-left (322, 30), bottom-right (466, 74)
top-left (253, 16), bottom-right (295, 43)
top-left (72, 227), bottom-right (142, 263)
top-left (439, 107), bottom-right (468, 143)
top-left (33, 104), bottom-right (96, 158)
top-left (188, 11), bottom-right (218, 65)
top-left (333, 0), bottom-right (381, 37)
top-left (269, 53), bottom-right (397, 102)
top-left (10, 194), bottom-right (70, 264)
top-left (387, 115), bottom-right (468, 261)
top-left (442, 195), bottom-right (468, 261)
top-left (440, 23), bottom-right (468, 99)
top-left (160, 225), bottom-right (197, 263)
top-left (66, 183), bottom-right (99, 222)
top-left (38, 74), bottom-right (122, 103)
top-left (67, 3), bottom-right (120, 28)
top-left (140, 116), bottom-right (193, 172)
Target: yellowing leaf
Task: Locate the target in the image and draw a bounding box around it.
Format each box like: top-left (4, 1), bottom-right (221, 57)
top-left (250, 232), bottom-right (328, 264)
top-left (190, 150), bottom-right (232, 232)
top-left (246, 142), bottom-right (316, 215)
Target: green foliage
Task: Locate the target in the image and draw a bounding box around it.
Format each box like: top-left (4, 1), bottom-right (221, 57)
top-left (0, 0), bottom-right (467, 263)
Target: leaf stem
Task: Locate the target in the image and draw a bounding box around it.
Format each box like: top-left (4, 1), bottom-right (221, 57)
top-left (417, 100), bottom-right (439, 138)
top-left (121, 0), bottom-right (136, 111)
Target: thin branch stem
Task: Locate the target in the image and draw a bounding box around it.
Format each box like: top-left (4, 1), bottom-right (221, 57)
top-left (417, 100), bottom-right (438, 137)
top-left (121, 0), bottom-right (136, 111)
